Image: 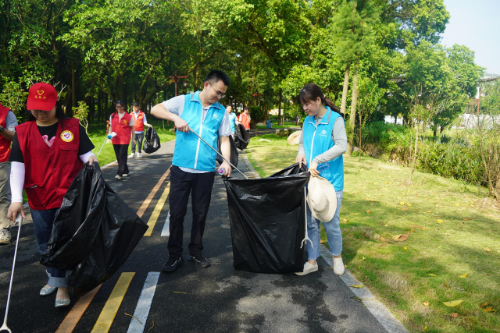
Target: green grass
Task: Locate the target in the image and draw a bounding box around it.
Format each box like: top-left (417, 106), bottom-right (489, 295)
top-left (87, 119), bottom-right (176, 166)
top-left (245, 134), bottom-right (500, 333)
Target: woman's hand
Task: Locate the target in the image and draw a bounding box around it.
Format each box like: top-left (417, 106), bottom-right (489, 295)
top-left (88, 155), bottom-right (98, 165)
top-left (8, 202), bottom-right (25, 220)
top-left (309, 161), bottom-right (319, 177)
top-left (296, 154), bottom-right (306, 169)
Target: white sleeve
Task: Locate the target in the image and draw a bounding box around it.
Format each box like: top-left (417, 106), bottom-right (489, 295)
top-left (79, 151), bottom-right (96, 163)
top-left (10, 162), bottom-right (25, 203)
top-left (162, 95), bottom-right (185, 116)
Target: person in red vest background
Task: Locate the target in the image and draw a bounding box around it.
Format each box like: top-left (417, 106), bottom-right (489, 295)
top-left (0, 102), bottom-right (18, 245)
top-left (108, 100), bottom-right (135, 180)
top-left (7, 82), bottom-right (96, 308)
top-left (129, 101), bottom-right (152, 158)
top-left (238, 106), bottom-right (251, 131)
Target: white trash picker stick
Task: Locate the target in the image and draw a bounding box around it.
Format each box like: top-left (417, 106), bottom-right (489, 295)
top-left (0, 214), bottom-right (23, 333)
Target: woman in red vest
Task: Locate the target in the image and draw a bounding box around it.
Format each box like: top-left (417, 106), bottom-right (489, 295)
top-left (108, 100), bottom-right (135, 180)
top-left (7, 82), bottom-right (96, 308)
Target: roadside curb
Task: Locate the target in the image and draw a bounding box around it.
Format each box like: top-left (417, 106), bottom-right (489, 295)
top-left (241, 146), bottom-right (408, 333)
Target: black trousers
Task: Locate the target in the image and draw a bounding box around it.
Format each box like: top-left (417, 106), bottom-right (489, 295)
top-left (131, 132), bottom-right (144, 153)
top-left (167, 166), bottom-right (215, 258)
top-left (113, 144), bottom-right (129, 176)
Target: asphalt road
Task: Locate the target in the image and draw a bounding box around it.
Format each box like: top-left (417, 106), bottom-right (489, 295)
top-left (0, 134), bottom-right (389, 333)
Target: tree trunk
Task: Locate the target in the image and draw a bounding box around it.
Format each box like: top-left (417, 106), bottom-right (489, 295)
top-left (340, 63), bottom-right (350, 116)
top-left (411, 124), bottom-right (419, 178)
top-left (278, 89), bottom-right (283, 125)
top-left (347, 62), bottom-right (359, 156)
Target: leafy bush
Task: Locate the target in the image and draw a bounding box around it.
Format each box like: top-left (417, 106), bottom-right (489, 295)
top-left (249, 106), bottom-right (266, 128)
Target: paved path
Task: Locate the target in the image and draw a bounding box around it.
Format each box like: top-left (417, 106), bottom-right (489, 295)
top-left (0, 136), bottom-right (404, 333)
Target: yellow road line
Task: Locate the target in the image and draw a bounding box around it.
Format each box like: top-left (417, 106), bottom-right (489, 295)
top-left (144, 182), bottom-right (170, 236)
top-left (136, 166), bottom-right (171, 219)
top-left (91, 272), bottom-right (135, 333)
top-left (55, 285), bottom-right (102, 333)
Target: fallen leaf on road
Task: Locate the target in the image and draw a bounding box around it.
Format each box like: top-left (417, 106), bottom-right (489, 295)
top-left (428, 273), bottom-right (437, 277)
top-left (423, 301), bottom-right (429, 307)
top-left (443, 300), bottom-right (464, 307)
top-left (459, 274), bottom-right (467, 278)
top-left (423, 327), bottom-right (428, 332)
top-left (426, 210), bottom-right (432, 213)
top-left (480, 302), bottom-right (489, 308)
top-left (451, 313), bottom-right (458, 318)
top-left (350, 285), bottom-right (364, 288)
top-left (463, 218), bottom-right (471, 221)
top-left (437, 219), bottom-right (444, 223)
top-left (422, 227), bottom-right (425, 230)
top-left (404, 246), bottom-right (408, 250)
top-left (393, 233), bottom-right (409, 242)
top-left (484, 307), bottom-right (496, 312)
top-left (411, 229), bottom-right (414, 233)
top-left (174, 291), bottom-right (187, 294)
top-left (400, 201), bottom-right (405, 205)
top-left (320, 240), bottom-right (324, 244)
top-left (406, 203), bottom-right (412, 207)
top-left (484, 247), bottom-right (492, 252)
top-left (402, 207), bottom-right (408, 211)
top-left (366, 210), bottom-right (371, 214)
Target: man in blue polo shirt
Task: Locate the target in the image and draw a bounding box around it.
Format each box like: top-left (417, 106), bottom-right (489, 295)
top-left (151, 70), bottom-right (232, 273)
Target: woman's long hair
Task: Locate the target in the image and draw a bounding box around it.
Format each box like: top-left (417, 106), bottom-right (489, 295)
top-left (298, 83), bottom-right (343, 118)
top-left (27, 101), bottom-right (67, 122)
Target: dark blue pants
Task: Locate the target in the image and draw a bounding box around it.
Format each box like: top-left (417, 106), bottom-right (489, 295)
top-left (31, 208), bottom-right (68, 287)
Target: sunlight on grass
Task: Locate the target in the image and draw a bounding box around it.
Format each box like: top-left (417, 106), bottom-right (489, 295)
top-left (246, 133), bottom-right (500, 333)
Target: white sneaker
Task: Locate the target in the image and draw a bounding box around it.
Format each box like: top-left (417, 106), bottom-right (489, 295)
top-left (128, 153), bottom-right (135, 158)
top-left (115, 175), bottom-right (122, 180)
top-left (122, 173), bottom-right (129, 177)
top-left (333, 256), bottom-right (345, 275)
top-left (295, 262), bottom-right (318, 276)
top-left (136, 153), bottom-right (142, 158)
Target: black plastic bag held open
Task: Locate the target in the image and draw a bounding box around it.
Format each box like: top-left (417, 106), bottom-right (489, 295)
top-left (41, 163), bottom-right (148, 296)
top-left (143, 126), bottom-right (161, 154)
top-left (224, 163), bottom-right (309, 273)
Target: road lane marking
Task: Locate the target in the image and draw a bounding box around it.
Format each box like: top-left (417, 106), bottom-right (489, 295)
top-left (55, 285), bottom-right (102, 333)
top-left (161, 210), bottom-right (170, 237)
top-left (144, 182), bottom-right (170, 236)
top-left (91, 272), bottom-right (135, 333)
top-left (126, 272), bottom-right (160, 333)
top-left (136, 167), bottom-right (171, 219)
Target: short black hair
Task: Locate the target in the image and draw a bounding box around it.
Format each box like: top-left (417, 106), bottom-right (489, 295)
top-left (243, 107), bottom-right (249, 111)
top-left (116, 100), bottom-right (125, 107)
top-left (132, 102), bottom-right (139, 107)
top-left (204, 70), bottom-right (230, 86)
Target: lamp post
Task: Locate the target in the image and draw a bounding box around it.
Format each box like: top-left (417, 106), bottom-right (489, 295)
top-left (170, 71), bottom-right (189, 96)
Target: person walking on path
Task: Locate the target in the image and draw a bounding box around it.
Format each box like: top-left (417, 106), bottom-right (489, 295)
top-left (151, 70), bottom-right (232, 273)
top-left (108, 100), bottom-right (135, 180)
top-left (7, 82), bottom-right (96, 308)
top-left (0, 102), bottom-right (18, 245)
top-left (238, 107), bottom-right (251, 131)
top-left (294, 83), bottom-right (347, 277)
top-left (129, 102), bottom-right (152, 158)
top-left (226, 105), bottom-right (236, 139)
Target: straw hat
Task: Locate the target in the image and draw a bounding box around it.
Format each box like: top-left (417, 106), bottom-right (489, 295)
top-left (307, 175), bottom-right (337, 222)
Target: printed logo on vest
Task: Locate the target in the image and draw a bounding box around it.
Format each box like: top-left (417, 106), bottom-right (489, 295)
top-left (122, 119), bottom-right (128, 124)
top-left (212, 113), bottom-right (219, 120)
top-left (320, 129), bottom-right (328, 136)
top-left (60, 130), bottom-right (74, 142)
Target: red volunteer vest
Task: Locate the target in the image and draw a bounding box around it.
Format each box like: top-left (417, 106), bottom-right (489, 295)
top-left (239, 113), bottom-right (250, 130)
top-left (111, 112), bottom-right (132, 144)
top-left (133, 111), bottom-right (145, 132)
top-left (0, 104), bottom-right (11, 162)
top-left (16, 118), bottom-right (83, 210)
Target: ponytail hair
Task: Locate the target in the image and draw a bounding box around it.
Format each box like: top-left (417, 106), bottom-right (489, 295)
top-left (298, 83), bottom-right (343, 117)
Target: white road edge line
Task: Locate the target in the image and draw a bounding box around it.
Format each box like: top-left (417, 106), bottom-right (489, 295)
top-left (126, 272), bottom-right (161, 333)
top-left (161, 210), bottom-right (170, 237)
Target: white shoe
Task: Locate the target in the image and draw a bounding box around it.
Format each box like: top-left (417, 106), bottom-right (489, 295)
top-left (295, 262), bottom-right (318, 276)
top-left (128, 153), bottom-right (135, 158)
top-left (333, 256), bottom-right (345, 275)
top-left (136, 153), bottom-right (142, 158)
top-left (115, 175), bottom-right (122, 180)
top-left (122, 173), bottom-right (129, 177)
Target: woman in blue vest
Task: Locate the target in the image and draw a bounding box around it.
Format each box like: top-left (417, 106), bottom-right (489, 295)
top-left (295, 83), bottom-right (347, 276)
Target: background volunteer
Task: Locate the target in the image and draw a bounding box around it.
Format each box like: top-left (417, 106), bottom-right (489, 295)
top-left (226, 105), bottom-right (236, 139)
top-left (0, 102), bottom-right (18, 245)
top-left (238, 107), bottom-right (251, 131)
top-left (129, 101), bottom-right (152, 158)
top-left (7, 82), bottom-right (96, 308)
top-left (294, 83), bottom-right (347, 277)
top-left (151, 70), bottom-right (232, 273)
top-left (108, 100), bottom-right (135, 180)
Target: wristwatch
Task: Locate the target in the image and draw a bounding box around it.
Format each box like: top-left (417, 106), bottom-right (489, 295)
top-left (0, 126), bottom-right (4, 132)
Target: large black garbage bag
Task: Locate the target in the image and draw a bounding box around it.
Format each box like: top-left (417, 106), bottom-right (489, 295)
top-left (234, 123), bottom-right (249, 150)
top-left (216, 135), bottom-right (239, 168)
top-left (143, 126), bottom-right (161, 153)
top-left (41, 163), bottom-right (148, 296)
top-left (224, 164), bottom-right (309, 273)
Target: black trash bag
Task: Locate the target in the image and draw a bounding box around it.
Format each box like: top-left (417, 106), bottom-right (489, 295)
top-left (224, 164), bottom-right (309, 273)
top-left (234, 123), bottom-right (249, 150)
top-left (269, 162), bottom-right (308, 177)
top-left (143, 126), bottom-right (161, 154)
top-left (41, 163), bottom-right (148, 296)
top-left (216, 135), bottom-right (239, 169)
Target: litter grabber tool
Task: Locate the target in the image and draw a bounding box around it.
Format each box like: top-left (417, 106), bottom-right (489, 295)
top-left (188, 128), bottom-right (248, 179)
top-left (300, 188), bottom-right (313, 249)
top-left (0, 214), bottom-right (23, 333)
top-left (96, 132), bottom-right (116, 158)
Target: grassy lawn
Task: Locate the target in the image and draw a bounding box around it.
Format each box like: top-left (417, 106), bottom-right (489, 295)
top-left (245, 133), bottom-right (500, 333)
top-left (87, 119), bottom-right (176, 166)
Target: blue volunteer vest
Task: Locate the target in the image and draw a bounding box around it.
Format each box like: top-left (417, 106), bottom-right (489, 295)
top-left (303, 107), bottom-right (344, 191)
top-left (172, 92), bottom-right (226, 171)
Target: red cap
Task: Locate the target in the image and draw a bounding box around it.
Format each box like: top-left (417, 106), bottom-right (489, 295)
top-left (26, 82), bottom-right (58, 111)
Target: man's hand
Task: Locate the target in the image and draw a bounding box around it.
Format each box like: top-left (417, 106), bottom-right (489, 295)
top-left (220, 161), bottom-right (232, 177)
top-left (8, 202), bottom-right (25, 220)
top-left (146, 123), bottom-right (153, 128)
top-left (309, 160), bottom-right (319, 177)
top-left (175, 118), bottom-right (189, 132)
top-left (88, 155), bottom-right (98, 165)
top-left (296, 154), bottom-right (307, 169)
